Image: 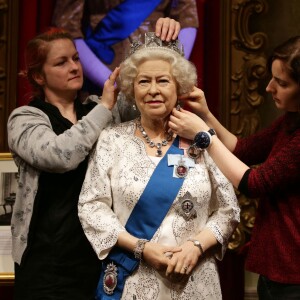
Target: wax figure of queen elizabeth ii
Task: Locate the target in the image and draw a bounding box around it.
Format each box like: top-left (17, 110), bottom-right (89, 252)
top-left (78, 33), bottom-right (240, 300)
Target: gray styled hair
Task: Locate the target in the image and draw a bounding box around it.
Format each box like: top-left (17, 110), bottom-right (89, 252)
top-left (117, 47), bottom-right (198, 103)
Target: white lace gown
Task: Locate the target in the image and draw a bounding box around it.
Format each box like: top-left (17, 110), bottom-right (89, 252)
top-left (79, 120), bottom-right (240, 300)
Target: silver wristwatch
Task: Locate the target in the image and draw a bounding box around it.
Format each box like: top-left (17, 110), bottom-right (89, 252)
top-left (187, 238), bottom-right (204, 255)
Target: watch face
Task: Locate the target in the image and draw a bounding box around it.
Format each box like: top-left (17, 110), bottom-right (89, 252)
top-left (194, 240), bottom-right (200, 246)
top-left (195, 132), bottom-right (210, 149)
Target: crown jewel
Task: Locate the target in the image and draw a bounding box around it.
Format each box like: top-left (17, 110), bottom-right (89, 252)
top-left (128, 32), bottom-right (184, 57)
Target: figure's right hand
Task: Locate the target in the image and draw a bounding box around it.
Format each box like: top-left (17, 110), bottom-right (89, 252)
top-left (142, 242), bottom-right (181, 273)
top-left (100, 67), bottom-right (120, 110)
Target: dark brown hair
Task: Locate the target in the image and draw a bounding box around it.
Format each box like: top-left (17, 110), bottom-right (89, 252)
top-left (267, 36), bottom-right (300, 85)
top-left (267, 36), bottom-right (300, 130)
top-left (20, 28), bottom-right (75, 100)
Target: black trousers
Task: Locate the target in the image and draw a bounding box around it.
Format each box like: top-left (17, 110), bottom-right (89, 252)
top-left (258, 275), bottom-right (300, 300)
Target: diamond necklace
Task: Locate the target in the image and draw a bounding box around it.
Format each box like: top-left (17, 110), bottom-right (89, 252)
top-left (136, 118), bottom-right (173, 157)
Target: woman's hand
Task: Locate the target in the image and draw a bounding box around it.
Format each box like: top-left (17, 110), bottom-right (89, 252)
top-left (169, 108), bottom-right (210, 140)
top-left (155, 17), bottom-right (181, 41)
top-left (101, 67), bottom-right (120, 110)
top-left (142, 242), bottom-right (182, 273)
top-left (165, 240), bottom-right (202, 283)
top-left (178, 87), bottom-right (210, 119)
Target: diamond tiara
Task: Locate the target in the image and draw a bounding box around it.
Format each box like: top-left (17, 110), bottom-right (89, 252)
top-left (128, 32), bottom-right (185, 57)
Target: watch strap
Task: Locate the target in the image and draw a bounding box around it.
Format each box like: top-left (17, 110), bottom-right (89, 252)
top-left (208, 128), bottom-right (216, 136)
top-left (187, 238), bottom-right (205, 256)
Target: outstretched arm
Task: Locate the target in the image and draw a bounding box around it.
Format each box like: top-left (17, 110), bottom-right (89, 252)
top-left (176, 87), bottom-right (238, 151)
top-left (75, 38), bottom-right (112, 88)
top-left (169, 87), bottom-right (250, 188)
top-left (76, 17), bottom-right (181, 89)
top-left (178, 27), bottom-right (197, 59)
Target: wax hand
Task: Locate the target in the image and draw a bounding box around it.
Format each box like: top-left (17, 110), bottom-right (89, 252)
top-left (169, 108), bottom-right (209, 140)
top-left (165, 240), bottom-right (202, 283)
top-left (142, 242), bottom-right (182, 273)
top-left (155, 17), bottom-right (181, 41)
top-left (100, 67), bottom-right (120, 110)
top-left (178, 87), bottom-right (210, 118)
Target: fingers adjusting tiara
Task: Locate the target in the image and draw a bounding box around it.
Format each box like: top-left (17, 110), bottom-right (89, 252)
top-left (128, 32), bottom-right (185, 57)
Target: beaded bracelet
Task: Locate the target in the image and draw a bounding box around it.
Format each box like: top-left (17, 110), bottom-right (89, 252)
top-left (133, 239), bottom-right (149, 260)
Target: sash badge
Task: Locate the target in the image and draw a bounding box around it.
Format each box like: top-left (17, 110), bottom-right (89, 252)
top-left (103, 262), bottom-right (118, 295)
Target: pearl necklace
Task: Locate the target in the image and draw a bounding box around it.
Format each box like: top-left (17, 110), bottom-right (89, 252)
top-left (136, 118), bottom-right (173, 157)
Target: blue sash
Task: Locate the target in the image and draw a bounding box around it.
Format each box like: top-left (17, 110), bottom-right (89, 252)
top-left (96, 136), bottom-right (185, 299)
top-left (85, 0), bottom-right (162, 64)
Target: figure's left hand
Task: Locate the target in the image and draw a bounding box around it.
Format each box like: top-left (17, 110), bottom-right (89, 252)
top-left (155, 17), bottom-right (180, 41)
top-left (165, 240), bottom-right (202, 283)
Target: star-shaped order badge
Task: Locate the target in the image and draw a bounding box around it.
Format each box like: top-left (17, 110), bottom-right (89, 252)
top-left (168, 154), bottom-right (195, 178)
top-left (174, 191), bottom-right (199, 221)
